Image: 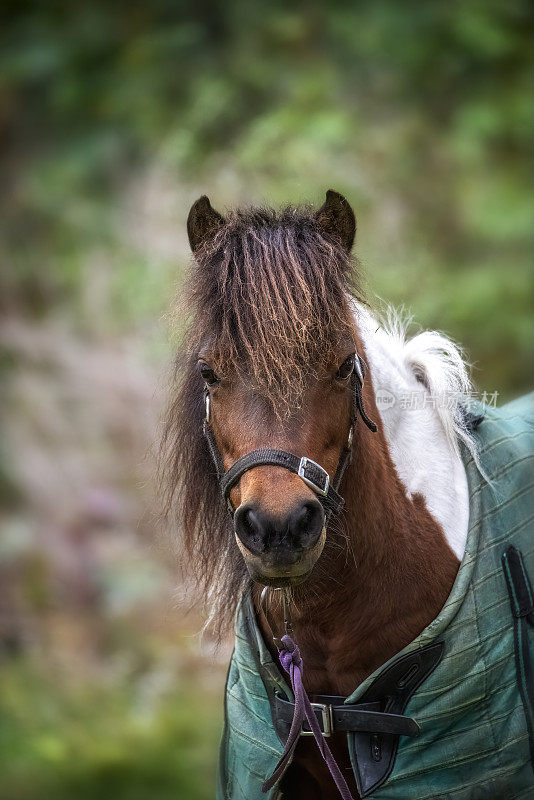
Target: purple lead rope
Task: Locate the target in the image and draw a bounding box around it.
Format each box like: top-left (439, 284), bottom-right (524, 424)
top-left (261, 634), bottom-right (355, 799)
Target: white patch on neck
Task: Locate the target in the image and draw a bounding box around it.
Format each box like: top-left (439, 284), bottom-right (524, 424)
top-left (356, 306), bottom-right (471, 560)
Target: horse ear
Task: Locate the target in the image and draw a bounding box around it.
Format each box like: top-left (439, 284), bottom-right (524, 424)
top-left (315, 190), bottom-right (356, 252)
top-left (187, 195), bottom-right (225, 252)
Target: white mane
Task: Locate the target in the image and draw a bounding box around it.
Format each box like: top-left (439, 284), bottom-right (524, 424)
top-left (357, 305), bottom-right (476, 559)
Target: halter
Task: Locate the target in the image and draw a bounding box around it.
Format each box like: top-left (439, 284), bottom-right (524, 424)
top-left (202, 353), bottom-right (377, 523)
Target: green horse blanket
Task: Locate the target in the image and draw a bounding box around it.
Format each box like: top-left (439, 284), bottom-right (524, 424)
top-left (217, 395), bottom-right (534, 799)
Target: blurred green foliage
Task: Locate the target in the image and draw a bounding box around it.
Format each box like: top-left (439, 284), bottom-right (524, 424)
top-left (1, 3), bottom-right (533, 799)
top-left (0, 658), bottom-right (221, 800)
top-left (2, 0), bottom-right (533, 389)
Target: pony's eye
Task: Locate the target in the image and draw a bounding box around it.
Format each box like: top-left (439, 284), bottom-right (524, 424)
top-left (199, 363), bottom-right (219, 386)
top-left (336, 354), bottom-right (355, 381)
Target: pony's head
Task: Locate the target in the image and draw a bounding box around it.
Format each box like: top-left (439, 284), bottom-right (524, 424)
top-left (161, 191), bottom-right (365, 625)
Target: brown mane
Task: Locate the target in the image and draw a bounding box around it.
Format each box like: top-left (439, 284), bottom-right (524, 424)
top-left (160, 205), bottom-right (363, 633)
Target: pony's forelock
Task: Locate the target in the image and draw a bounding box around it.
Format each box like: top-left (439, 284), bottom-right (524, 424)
top-left (185, 206), bottom-right (361, 408)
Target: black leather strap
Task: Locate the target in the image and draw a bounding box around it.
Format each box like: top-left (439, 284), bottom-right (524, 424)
top-left (502, 545), bottom-right (534, 768)
top-left (203, 420), bottom-right (225, 479)
top-left (274, 693), bottom-right (419, 737)
top-left (220, 449), bottom-right (344, 516)
top-left (503, 545), bottom-right (534, 621)
top-left (348, 641), bottom-right (444, 797)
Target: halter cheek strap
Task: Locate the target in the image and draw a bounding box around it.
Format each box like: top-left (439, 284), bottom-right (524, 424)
top-left (202, 354), bottom-right (377, 521)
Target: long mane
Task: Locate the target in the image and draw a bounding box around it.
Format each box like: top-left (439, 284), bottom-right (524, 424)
top-left (159, 205), bottom-right (362, 634)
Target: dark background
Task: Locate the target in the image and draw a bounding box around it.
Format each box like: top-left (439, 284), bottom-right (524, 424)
top-left (1, 2), bottom-right (533, 798)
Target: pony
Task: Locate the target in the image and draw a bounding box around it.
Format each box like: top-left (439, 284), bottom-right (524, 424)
top-left (160, 191), bottom-right (534, 799)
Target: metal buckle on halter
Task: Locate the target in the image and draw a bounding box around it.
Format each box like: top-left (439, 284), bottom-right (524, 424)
top-left (354, 355), bottom-right (365, 385)
top-left (297, 457), bottom-right (330, 497)
top-left (301, 702), bottom-right (333, 737)
top-left (205, 392), bottom-right (210, 423)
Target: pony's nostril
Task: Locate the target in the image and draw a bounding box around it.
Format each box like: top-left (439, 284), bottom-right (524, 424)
top-left (294, 504), bottom-right (312, 531)
top-left (234, 504), bottom-right (265, 555)
top-left (243, 508), bottom-right (260, 537)
top-left (290, 500), bottom-right (324, 548)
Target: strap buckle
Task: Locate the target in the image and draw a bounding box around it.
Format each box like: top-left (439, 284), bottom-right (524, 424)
top-left (301, 702), bottom-right (332, 737)
top-left (297, 457), bottom-right (330, 497)
top-left (354, 355), bottom-right (365, 385)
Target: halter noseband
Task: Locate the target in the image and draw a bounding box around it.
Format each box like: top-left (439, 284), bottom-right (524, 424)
top-left (202, 354), bottom-right (377, 524)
